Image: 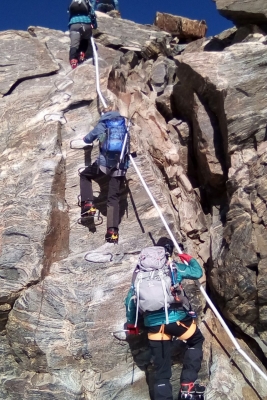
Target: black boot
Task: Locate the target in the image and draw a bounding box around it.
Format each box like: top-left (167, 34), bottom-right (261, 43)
top-left (81, 201), bottom-right (96, 217)
top-left (105, 227), bottom-right (119, 244)
top-left (179, 383), bottom-right (205, 399)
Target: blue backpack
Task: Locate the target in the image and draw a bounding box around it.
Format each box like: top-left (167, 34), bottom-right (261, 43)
top-left (100, 117), bottom-right (129, 168)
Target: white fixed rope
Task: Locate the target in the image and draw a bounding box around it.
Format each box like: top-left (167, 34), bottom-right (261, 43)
top-left (91, 37), bottom-right (107, 108)
top-left (91, 43), bottom-right (267, 383)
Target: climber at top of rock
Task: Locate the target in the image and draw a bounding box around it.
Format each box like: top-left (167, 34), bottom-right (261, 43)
top-left (91, 0), bottom-right (120, 14)
top-left (68, 0), bottom-right (98, 69)
top-left (125, 239), bottom-right (205, 400)
top-left (79, 102), bottom-right (130, 244)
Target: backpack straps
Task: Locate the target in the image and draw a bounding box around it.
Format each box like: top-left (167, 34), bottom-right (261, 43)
top-left (117, 117), bottom-right (130, 169)
top-left (134, 272), bottom-right (142, 327)
top-left (159, 270), bottom-right (169, 325)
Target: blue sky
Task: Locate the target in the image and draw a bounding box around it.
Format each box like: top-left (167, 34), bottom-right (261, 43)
top-left (0, 0), bottom-right (233, 36)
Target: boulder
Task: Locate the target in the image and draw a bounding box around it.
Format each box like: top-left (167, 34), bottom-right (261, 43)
top-left (214, 0), bottom-right (267, 25)
top-left (94, 12), bottom-right (171, 57)
top-left (154, 12), bottom-right (207, 39)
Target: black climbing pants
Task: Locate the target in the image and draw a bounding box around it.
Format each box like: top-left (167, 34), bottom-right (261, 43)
top-left (69, 23), bottom-right (93, 61)
top-left (80, 165), bottom-right (124, 229)
top-left (148, 318), bottom-right (204, 400)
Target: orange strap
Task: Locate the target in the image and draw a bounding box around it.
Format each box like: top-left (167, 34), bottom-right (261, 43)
top-left (148, 324), bottom-right (172, 341)
top-left (177, 319), bottom-right (197, 340)
top-left (148, 320), bottom-right (197, 341)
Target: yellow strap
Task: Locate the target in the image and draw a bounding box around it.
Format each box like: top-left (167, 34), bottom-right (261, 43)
top-left (177, 319), bottom-right (197, 340)
top-left (148, 325), bottom-right (172, 340)
top-left (148, 331), bottom-right (172, 341)
top-left (148, 320), bottom-right (197, 341)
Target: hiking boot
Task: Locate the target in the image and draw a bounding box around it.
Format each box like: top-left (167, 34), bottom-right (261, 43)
top-left (194, 383), bottom-right (205, 398)
top-left (79, 52), bottom-right (85, 63)
top-left (70, 59), bottom-right (78, 69)
top-left (179, 382), bottom-right (205, 399)
top-left (81, 201), bottom-right (96, 217)
top-left (105, 228), bottom-right (119, 244)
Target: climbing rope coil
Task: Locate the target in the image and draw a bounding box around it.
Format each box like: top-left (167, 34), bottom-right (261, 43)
top-left (73, 37), bottom-right (267, 383)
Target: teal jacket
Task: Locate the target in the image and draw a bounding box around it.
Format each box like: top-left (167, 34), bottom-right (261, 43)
top-left (125, 258), bottom-right (203, 327)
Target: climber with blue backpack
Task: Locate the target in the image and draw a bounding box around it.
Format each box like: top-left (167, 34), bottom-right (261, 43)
top-left (68, 0), bottom-right (98, 69)
top-left (80, 104), bottom-right (130, 243)
top-left (125, 239), bottom-right (206, 400)
top-left (91, 0), bottom-right (119, 14)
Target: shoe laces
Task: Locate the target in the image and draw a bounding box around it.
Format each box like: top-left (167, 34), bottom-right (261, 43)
top-left (181, 382), bottom-right (195, 393)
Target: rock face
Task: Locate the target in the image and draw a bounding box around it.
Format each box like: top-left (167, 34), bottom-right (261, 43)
top-left (214, 0), bottom-right (267, 25)
top-left (0, 30), bottom-right (59, 96)
top-left (173, 42), bottom-right (267, 357)
top-left (1, 8), bottom-right (267, 400)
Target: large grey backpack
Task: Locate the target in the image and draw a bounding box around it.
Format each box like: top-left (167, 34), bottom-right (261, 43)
top-left (133, 246), bottom-right (176, 326)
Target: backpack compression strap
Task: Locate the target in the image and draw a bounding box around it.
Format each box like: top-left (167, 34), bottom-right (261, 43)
top-left (134, 273), bottom-right (142, 327)
top-left (158, 270), bottom-right (169, 325)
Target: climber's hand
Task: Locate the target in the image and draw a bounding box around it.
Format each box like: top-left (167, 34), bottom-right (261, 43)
top-left (178, 253), bottom-right (193, 263)
top-left (127, 324), bottom-right (139, 335)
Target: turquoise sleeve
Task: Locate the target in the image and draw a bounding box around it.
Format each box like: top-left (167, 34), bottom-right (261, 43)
top-left (124, 287), bottom-right (136, 324)
top-left (175, 258), bottom-right (203, 282)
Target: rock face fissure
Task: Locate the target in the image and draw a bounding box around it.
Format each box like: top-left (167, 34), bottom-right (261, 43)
top-left (3, 71), bottom-right (60, 98)
top-left (41, 131), bottom-right (69, 279)
top-left (1, 7), bottom-right (267, 400)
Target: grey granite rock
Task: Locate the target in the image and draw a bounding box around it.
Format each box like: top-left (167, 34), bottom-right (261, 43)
top-left (214, 0), bottom-right (267, 25)
top-left (0, 30), bottom-right (59, 96)
top-left (173, 40), bottom-right (267, 359)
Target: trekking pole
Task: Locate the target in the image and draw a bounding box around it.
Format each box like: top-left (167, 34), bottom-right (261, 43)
top-left (129, 153), bottom-right (267, 383)
top-left (119, 119), bottom-right (131, 166)
top-left (91, 37), bottom-right (107, 109)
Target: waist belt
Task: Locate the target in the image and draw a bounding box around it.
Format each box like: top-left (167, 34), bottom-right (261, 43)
top-left (148, 320), bottom-right (197, 341)
top-left (148, 324), bottom-right (172, 341)
top-left (177, 319), bottom-right (197, 340)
